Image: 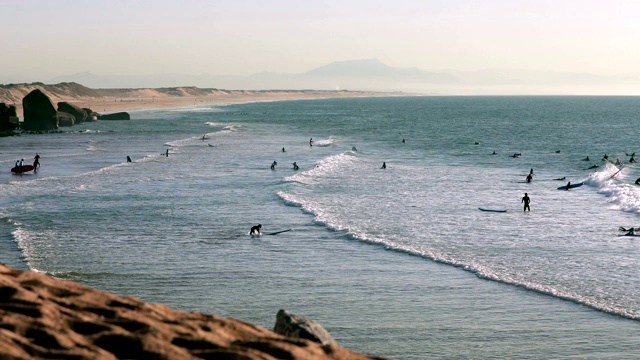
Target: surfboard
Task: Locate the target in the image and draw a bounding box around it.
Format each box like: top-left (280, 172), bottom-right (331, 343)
top-left (557, 182), bottom-right (584, 190)
top-left (617, 234), bottom-right (640, 237)
top-left (478, 208), bottom-right (507, 213)
top-left (265, 229), bottom-right (292, 235)
top-left (11, 165), bottom-right (35, 173)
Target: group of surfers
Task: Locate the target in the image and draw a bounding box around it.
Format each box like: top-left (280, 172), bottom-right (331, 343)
top-left (12, 153), bottom-right (40, 172)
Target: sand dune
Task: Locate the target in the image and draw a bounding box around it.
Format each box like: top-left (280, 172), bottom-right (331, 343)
top-left (0, 82), bottom-right (403, 115)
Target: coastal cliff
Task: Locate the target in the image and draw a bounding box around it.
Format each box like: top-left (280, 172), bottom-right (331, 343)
top-left (0, 264), bottom-right (384, 359)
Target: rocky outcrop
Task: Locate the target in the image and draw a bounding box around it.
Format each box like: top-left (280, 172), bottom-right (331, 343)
top-left (97, 111), bottom-right (130, 120)
top-left (0, 103), bottom-right (19, 132)
top-left (274, 309), bottom-right (338, 346)
top-left (57, 111), bottom-right (75, 127)
top-left (22, 89), bottom-right (58, 131)
top-left (82, 108), bottom-right (98, 121)
top-left (0, 264), bottom-right (384, 360)
top-left (57, 102), bottom-right (87, 124)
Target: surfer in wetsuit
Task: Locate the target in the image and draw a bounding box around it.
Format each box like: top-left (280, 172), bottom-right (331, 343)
top-left (126, 156), bottom-right (132, 163)
top-left (282, 147), bottom-right (285, 152)
top-left (526, 174), bottom-right (533, 183)
top-left (33, 153), bottom-right (40, 169)
top-left (381, 162), bottom-right (386, 169)
top-left (309, 138), bottom-right (313, 147)
top-left (565, 181), bottom-right (571, 190)
top-left (582, 156), bottom-right (590, 161)
top-left (635, 177), bottom-right (640, 185)
top-left (292, 162), bottom-right (299, 170)
top-left (522, 193), bottom-right (530, 211)
top-left (249, 224), bottom-right (262, 235)
top-left (271, 161), bottom-right (277, 170)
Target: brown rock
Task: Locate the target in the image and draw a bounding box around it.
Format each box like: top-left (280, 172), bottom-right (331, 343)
top-left (0, 265), bottom-right (385, 360)
top-left (22, 89), bottom-right (58, 131)
top-left (57, 102), bottom-right (87, 124)
top-left (274, 309), bottom-right (338, 346)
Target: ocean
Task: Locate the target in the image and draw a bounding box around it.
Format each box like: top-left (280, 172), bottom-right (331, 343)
top-left (1, 96), bottom-right (640, 358)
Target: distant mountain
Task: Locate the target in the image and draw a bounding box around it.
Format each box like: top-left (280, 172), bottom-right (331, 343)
top-left (305, 59), bottom-right (457, 83)
top-left (3, 59), bottom-right (638, 94)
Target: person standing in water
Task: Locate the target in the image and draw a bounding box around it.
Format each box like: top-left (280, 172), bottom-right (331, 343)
top-left (282, 147), bottom-right (285, 152)
top-left (522, 193), bottom-right (531, 211)
top-left (292, 162), bottom-right (299, 170)
top-left (309, 138), bottom-right (313, 147)
top-left (250, 224), bottom-right (262, 235)
top-left (271, 161), bottom-right (277, 170)
top-left (127, 156), bottom-right (132, 163)
top-left (381, 162), bottom-right (386, 169)
top-left (33, 153), bottom-right (40, 169)
top-left (165, 149), bottom-right (169, 157)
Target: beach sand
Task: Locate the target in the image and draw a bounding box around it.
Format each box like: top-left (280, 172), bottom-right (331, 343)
top-left (7, 88), bottom-right (403, 115)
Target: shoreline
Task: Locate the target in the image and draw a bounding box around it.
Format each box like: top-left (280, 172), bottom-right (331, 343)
top-left (8, 89), bottom-right (411, 115)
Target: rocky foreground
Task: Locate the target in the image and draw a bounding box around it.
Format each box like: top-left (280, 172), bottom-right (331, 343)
top-left (0, 264), bottom-right (385, 359)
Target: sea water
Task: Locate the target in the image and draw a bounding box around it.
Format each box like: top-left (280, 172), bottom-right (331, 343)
top-left (1, 96), bottom-right (640, 358)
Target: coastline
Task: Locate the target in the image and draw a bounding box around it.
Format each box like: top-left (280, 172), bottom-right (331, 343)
top-left (82, 91), bottom-right (402, 113)
top-left (4, 87), bottom-right (409, 115)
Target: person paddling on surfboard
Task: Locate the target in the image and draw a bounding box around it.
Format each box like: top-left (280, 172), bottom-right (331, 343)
top-left (250, 224), bottom-right (262, 235)
top-left (522, 193), bottom-right (531, 211)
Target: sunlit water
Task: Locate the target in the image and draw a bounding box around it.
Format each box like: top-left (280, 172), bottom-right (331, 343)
top-left (2, 97), bottom-right (640, 358)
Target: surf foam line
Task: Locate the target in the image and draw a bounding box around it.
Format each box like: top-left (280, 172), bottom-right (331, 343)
top-left (585, 163), bottom-right (640, 214)
top-left (277, 189), bottom-right (640, 322)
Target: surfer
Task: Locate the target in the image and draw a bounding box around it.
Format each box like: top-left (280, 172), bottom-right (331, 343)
top-left (33, 153), bottom-right (40, 169)
top-left (522, 193), bottom-right (530, 211)
top-left (165, 149), bottom-right (169, 157)
top-left (615, 158), bottom-right (622, 166)
top-left (292, 162), bottom-right (299, 170)
top-left (636, 177), bottom-right (640, 185)
top-left (586, 164), bottom-right (598, 170)
top-left (402, 139), bottom-right (405, 143)
top-left (554, 177), bottom-right (566, 181)
top-left (14, 160), bottom-right (19, 167)
top-left (309, 138), bottom-right (313, 147)
top-left (352, 146), bottom-right (357, 151)
top-left (603, 154), bottom-right (608, 161)
top-left (565, 181), bottom-right (571, 190)
top-left (492, 151), bottom-right (496, 155)
top-left (202, 135), bottom-right (206, 141)
top-left (526, 174), bottom-right (533, 183)
top-left (381, 162), bottom-right (386, 169)
top-left (282, 147), bottom-right (285, 152)
top-left (630, 156), bottom-right (636, 163)
top-left (19, 159), bottom-right (23, 167)
top-left (620, 227), bottom-right (637, 236)
top-left (270, 161), bottom-right (277, 170)
top-left (126, 156), bottom-right (132, 163)
top-left (582, 156), bottom-right (590, 161)
top-left (249, 224), bottom-right (262, 235)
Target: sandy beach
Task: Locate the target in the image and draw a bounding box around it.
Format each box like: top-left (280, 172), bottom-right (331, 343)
top-left (79, 91), bottom-right (399, 113)
top-left (0, 84), bottom-right (405, 115)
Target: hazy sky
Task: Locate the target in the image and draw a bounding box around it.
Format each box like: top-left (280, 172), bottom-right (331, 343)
top-left (2, 0), bottom-right (639, 79)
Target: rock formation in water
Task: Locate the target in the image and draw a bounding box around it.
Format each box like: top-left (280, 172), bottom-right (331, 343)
top-left (57, 102), bottom-right (87, 124)
top-left (97, 111), bottom-right (130, 120)
top-left (0, 264), bottom-right (385, 360)
top-left (22, 89), bottom-right (59, 131)
top-left (0, 103), bottom-right (19, 132)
